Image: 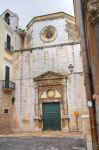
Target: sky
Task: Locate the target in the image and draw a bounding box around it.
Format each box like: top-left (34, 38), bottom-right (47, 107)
top-left (0, 0), bottom-right (74, 28)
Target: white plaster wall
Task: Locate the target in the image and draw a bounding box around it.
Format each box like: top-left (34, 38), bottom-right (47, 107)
top-left (10, 16), bottom-right (19, 31)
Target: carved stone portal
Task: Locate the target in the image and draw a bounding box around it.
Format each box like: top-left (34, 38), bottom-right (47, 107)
top-left (87, 0), bottom-right (99, 24)
top-left (34, 71), bottom-right (69, 132)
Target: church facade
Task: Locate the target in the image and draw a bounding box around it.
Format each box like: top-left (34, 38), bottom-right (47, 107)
top-left (12, 12), bottom-right (88, 132)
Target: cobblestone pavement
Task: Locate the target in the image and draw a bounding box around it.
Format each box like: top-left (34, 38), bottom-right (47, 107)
top-left (0, 137), bottom-right (86, 150)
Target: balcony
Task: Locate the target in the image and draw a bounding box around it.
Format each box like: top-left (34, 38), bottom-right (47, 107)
top-left (4, 42), bottom-right (13, 52)
top-left (1, 80), bottom-right (15, 91)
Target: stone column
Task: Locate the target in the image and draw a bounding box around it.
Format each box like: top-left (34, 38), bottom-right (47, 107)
top-left (34, 85), bottom-right (41, 131)
top-left (34, 85), bottom-right (39, 117)
top-left (62, 79), bottom-right (69, 132)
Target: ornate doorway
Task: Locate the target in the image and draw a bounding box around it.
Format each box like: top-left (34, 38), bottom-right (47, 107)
top-left (34, 71), bottom-right (69, 132)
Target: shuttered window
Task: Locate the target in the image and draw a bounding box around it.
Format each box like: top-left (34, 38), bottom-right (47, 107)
top-left (5, 66), bottom-right (10, 81)
top-left (7, 34), bottom-right (11, 50)
top-left (5, 66), bottom-right (10, 88)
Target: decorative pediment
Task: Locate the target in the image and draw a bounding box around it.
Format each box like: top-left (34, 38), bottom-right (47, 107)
top-left (34, 71), bottom-right (66, 81)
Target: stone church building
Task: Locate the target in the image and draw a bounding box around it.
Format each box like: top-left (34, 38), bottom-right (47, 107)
top-left (0, 10), bottom-right (89, 133)
top-left (13, 12), bottom-right (88, 132)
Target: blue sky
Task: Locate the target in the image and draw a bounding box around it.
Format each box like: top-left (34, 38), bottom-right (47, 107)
top-left (0, 0), bottom-right (74, 28)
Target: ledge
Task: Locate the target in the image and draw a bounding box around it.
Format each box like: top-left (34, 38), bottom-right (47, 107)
top-left (34, 117), bottom-right (42, 120)
top-left (81, 115), bottom-right (90, 119)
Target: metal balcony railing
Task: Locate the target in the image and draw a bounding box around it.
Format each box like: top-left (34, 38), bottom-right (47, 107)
top-left (1, 80), bottom-right (15, 90)
top-left (4, 42), bottom-right (13, 52)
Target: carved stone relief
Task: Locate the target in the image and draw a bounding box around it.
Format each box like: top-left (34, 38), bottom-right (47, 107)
top-left (87, 0), bottom-right (99, 23)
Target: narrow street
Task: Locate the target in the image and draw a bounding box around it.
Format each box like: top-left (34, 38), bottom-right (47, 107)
top-left (0, 132), bottom-right (86, 150)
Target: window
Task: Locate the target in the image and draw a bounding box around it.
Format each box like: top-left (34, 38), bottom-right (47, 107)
top-left (7, 34), bottom-right (11, 50)
top-left (4, 109), bottom-right (9, 114)
top-left (5, 34), bottom-right (13, 51)
top-left (40, 26), bottom-right (57, 43)
top-left (4, 13), bottom-right (10, 25)
top-left (5, 66), bottom-right (10, 88)
top-left (46, 30), bottom-right (54, 39)
top-left (5, 66), bottom-right (10, 81)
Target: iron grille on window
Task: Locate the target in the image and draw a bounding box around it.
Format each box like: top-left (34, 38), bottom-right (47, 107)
top-left (4, 42), bottom-right (13, 51)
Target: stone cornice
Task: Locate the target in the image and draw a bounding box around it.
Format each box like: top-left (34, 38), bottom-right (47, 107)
top-left (26, 12), bottom-right (75, 29)
top-left (14, 42), bottom-right (80, 53)
top-left (87, 0), bottom-right (99, 24)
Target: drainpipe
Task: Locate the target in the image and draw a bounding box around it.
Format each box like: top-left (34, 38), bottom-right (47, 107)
top-left (77, 1), bottom-right (99, 150)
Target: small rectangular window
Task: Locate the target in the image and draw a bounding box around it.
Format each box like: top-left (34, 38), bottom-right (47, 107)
top-left (4, 109), bottom-right (9, 114)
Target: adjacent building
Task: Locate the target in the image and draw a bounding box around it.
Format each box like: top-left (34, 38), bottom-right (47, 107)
top-left (74, 0), bottom-right (99, 149)
top-left (0, 9), bottom-right (22, 133)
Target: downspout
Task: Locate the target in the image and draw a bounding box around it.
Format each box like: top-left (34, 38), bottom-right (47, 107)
top-left (77, 0), bottom-right (99, 150)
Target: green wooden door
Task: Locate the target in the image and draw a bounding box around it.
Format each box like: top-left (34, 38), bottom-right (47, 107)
top-left (42, 102), bottom-right (61, 131)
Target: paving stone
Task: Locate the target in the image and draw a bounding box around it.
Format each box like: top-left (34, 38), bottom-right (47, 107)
top-left (0, 137), bottom-right (87, 150)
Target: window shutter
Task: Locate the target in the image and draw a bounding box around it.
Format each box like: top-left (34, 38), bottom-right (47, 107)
top-left (5, 66), bottom-right (10, 81)
top-left (7, 35), bottom-right (11, 49)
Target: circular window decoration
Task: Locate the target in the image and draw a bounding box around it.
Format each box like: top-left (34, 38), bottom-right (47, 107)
top-left (46, 31), bottom-right (53, 39)
top-left (47, 89), bottom-right (55, 98)
top-left (40, 26), bottom-right (57, 43)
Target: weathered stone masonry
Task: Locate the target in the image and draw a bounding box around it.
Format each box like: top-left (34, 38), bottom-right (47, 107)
top-left (13, 43), bottom-right (88, 131)
top-left (0, 12), bottom-right (89, 133)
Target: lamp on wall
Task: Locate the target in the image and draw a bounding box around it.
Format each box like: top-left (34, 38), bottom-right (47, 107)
top-left (68, 64), bottom-right (74, 74)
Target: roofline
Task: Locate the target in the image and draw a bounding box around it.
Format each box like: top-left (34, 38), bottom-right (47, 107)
top-left (0, 16), bottom-right (21, 37)
top-left (0, 9), bottom-right (19, 20)
top-left (26, 12), bottom-right (75, 29)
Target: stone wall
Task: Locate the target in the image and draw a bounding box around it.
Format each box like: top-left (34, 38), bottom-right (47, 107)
top-left (13, 43), bottom-right (88, 131)
top-left (0, 105), bottom-right (13, 134)
top-left (0, 114), bottom-right (12, 134)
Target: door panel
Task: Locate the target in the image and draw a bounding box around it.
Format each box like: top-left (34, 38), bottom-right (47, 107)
top-left (42, 102), bottom-right (61, 131)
